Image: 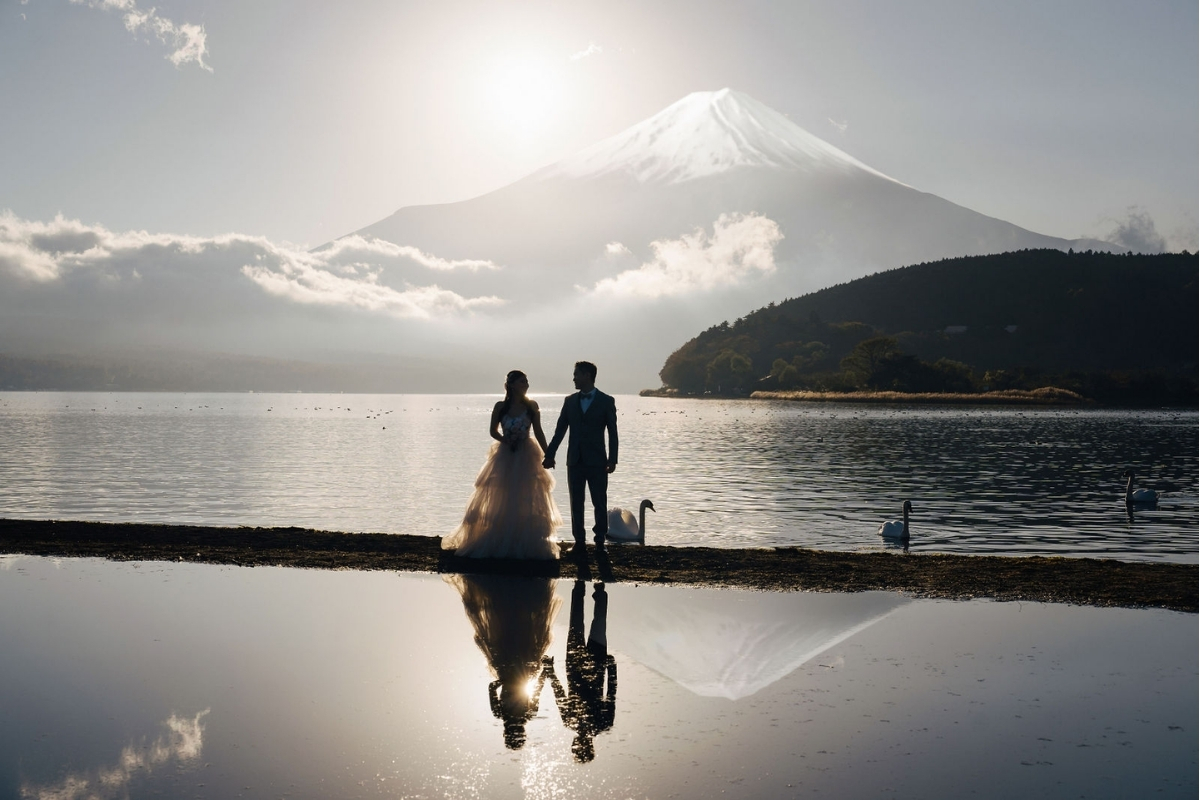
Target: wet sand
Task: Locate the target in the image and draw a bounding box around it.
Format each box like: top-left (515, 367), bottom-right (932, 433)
top-left (1, 518), bottom-right (1193, 612)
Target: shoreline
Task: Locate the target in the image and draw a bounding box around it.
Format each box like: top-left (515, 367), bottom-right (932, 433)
top-left (641, 387), bottom-right (1090, 405)
top-left (1, 519), bottom-right (1194, 612)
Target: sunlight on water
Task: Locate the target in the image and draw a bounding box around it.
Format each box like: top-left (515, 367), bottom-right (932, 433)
top-left (0, 392), bottom-right (1195, 562)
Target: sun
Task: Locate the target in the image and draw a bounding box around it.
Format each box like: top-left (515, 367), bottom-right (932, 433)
top-left (481, 56), bottom-right (564, 142)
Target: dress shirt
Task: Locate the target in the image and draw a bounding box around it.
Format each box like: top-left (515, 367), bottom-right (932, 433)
top-left (580, 389), bottom-right (596, 414)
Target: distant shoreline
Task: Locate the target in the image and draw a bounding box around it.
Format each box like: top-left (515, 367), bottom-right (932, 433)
top-left (640, 387), bottom-right (1090, 405)
top-left (752, 387), bottom-right (1088, 404)
top-left (1, 519), bottom-right (1193, 612)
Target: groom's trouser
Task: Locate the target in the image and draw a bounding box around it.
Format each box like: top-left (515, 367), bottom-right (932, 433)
top-left (567, 463), bottom-right (608, 544)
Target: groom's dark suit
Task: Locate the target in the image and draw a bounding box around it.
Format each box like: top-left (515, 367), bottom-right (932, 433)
top-left (545, 390), bottom-right (618, 545)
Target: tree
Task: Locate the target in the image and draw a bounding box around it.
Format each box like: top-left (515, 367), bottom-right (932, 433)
top-left (706, 349), bottom-right (754, 393)
top-left (840, 336), bottom-right (901, 388)
top-left (770, 358), bottom-right (800, 388)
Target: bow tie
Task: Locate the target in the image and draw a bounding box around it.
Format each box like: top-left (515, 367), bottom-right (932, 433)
top-left (580, 391), bottom-right (594, 400)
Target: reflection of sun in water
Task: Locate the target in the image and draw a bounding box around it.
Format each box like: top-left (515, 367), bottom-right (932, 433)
top-left (483, 56), bottom-right (564, 141)
top-left (523, 675), bottom-right (539, 698)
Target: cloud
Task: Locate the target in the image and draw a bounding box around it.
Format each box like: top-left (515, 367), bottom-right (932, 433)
top-left (569, 41), bottom-right (603, 61)
top-left (1164, 220), bottom-right (1199, 253)
top-left (242, 254), bottom-right (504, 318)
top-left (20, 710), bottom-right (210, 800)
top-left (591, 213), bottom-right (783, 299)
top-left (69, 0), bottom-right (211, 72)
top-left (1107, 206), bottom-right (1166, 253)
top-left (827, 118), bottom-right (848, 135)
top-left (0, 211), bottom-right (503, 319)
top-left (604, 241), bottom-right (631, 257)
top-left (318, 235), bottom-right (499, 272)
top-left (0, 211), bottom-right (205, 282)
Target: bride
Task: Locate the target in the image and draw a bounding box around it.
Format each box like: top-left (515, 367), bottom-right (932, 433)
top-left (442, 370), bottom-right (563, 559)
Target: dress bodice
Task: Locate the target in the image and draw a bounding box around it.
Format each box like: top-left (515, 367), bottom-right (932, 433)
top-left (502, 413), bottom-right (531, 440)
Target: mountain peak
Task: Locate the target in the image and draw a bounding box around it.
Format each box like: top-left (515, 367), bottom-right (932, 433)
top-left (539, 89), bottom-right (900, 185)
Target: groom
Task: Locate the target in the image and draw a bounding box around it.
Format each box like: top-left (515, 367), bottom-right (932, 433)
top-left (542, 361), bottom-right (618, 558)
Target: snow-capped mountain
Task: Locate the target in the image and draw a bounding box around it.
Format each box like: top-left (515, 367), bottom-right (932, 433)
top-left (536, 88), bottom-right (900, 185)
top-left (349, 89), bottom-right (1116, 389)
top-left (0, 90), bottom-right (1125, 392)
top-left (358, 89), bottom-right (1113, 295)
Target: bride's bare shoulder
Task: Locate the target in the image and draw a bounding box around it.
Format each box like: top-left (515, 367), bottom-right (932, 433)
top-left (527, 398), bottom-right (541, 412)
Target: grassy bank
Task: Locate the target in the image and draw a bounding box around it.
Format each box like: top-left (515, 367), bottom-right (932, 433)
top-left (640, 387), bottom-right (1088, 404)
top-left (749, 387), bottom-right (1087, 404)
top-left (1, 519), bottom-right (1193, 612)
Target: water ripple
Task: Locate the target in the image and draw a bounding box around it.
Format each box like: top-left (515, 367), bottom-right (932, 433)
top-left (0, 393), bottom-right (1195, 563)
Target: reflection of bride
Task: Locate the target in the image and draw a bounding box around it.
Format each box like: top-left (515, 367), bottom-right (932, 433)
top-left (442, 370), bottom-right (562, 560)
top-left (446, 574), bottom-right (562, 749)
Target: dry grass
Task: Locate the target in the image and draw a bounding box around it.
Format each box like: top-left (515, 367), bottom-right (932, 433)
top-left (750, 387), bottom-right (1087, 404)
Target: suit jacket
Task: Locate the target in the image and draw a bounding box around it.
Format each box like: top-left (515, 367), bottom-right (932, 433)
top-left (545, 390), bottom-right (618, 468)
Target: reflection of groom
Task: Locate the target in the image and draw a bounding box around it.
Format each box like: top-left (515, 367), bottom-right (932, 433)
top-left (545, 580), bottom-right (616, 763)
top-left (542, 361), bottom-right (618, 558)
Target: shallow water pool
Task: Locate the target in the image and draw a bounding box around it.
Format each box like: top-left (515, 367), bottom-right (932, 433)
top-left (1, 556), bottom-right (1194, 799)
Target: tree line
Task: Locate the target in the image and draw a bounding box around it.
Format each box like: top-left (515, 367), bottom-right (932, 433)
top-left (657, 249), bottom-right (1198, 405)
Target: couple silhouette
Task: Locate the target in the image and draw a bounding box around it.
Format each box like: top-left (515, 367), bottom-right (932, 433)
top-left (442, 361), bottom-right (618, 562)
top-left (448, 573), bottom-right (616, 762)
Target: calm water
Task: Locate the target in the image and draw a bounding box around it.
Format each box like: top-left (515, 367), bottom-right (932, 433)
top-left (1, 556), bottom-right (1194, 799)
top-left (0, 392), bottom-right (1196, 562)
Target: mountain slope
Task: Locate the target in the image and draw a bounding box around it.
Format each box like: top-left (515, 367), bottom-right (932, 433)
top-left (356, 88), bottom-right (1116, 306)
top-left (346, 91), bottom-right (1120, 389)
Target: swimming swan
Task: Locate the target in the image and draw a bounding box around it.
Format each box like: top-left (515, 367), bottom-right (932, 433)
top-left (1122, 470), bottom-right (1158, 504)
top-left (878, 501), bottom-right (912, 540)
top-left (607, 500), bottom-right (655, 544)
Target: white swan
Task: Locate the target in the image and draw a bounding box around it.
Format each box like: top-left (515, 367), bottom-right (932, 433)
top-left (878, 501), bottom-right (912, 540)
top-left (1123, 470), bottom-right (1158, 504)
top-left (607, 500), bottom-right (655, 544)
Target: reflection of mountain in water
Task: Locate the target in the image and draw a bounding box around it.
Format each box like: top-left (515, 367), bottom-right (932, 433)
top-left (615, 587), bottom-right (908, 700)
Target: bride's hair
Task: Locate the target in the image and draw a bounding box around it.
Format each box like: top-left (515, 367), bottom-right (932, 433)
top-left (499, 370), bottom-right (528, 419)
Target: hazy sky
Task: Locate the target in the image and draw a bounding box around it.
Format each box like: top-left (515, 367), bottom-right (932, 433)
top-left (2, 0), bottom-right (1196, 250)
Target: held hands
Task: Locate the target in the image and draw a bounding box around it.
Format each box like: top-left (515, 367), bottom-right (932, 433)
top-left (539, 456), bottom-right (613, 471)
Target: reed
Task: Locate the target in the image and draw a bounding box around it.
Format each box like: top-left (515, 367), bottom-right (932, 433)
top-left (750, 387), bottom-right (1086, 404)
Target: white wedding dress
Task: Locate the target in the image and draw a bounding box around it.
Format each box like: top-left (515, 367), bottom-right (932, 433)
top-left (442, 413), bottom-right (563, 560)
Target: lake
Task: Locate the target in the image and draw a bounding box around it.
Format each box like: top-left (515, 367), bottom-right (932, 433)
top-left (0, 392), bottom-right (1195, 562)
top-left (1, 556), bottom-right (1194, 799)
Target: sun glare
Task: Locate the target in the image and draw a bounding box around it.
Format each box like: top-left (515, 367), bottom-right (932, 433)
top-left (482, 56), bottom-right (564, 141)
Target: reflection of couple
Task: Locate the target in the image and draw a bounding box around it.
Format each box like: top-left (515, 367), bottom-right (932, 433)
top-left (446, 574), bottom-right (559, 750)
top-left (449, 574), bottom-right (616, 761)
top-left (441, 361), bottom-right (619, 561)
top-left (549, 580), bottom-right (617, 762)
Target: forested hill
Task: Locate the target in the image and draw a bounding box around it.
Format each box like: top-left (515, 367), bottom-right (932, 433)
top-left (658, 249), bottom-right (1197, 404)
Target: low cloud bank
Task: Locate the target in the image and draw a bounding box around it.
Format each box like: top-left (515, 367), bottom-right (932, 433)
top-left (0, 211), bottom-right (503, 319)
top-left (592, 213), bottom-right (783, 299)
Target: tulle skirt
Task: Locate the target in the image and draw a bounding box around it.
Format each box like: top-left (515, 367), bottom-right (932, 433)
top-left (443, 438), bottom-right (563, 559)
top-left (445, 573), bottom-right (561, 678)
